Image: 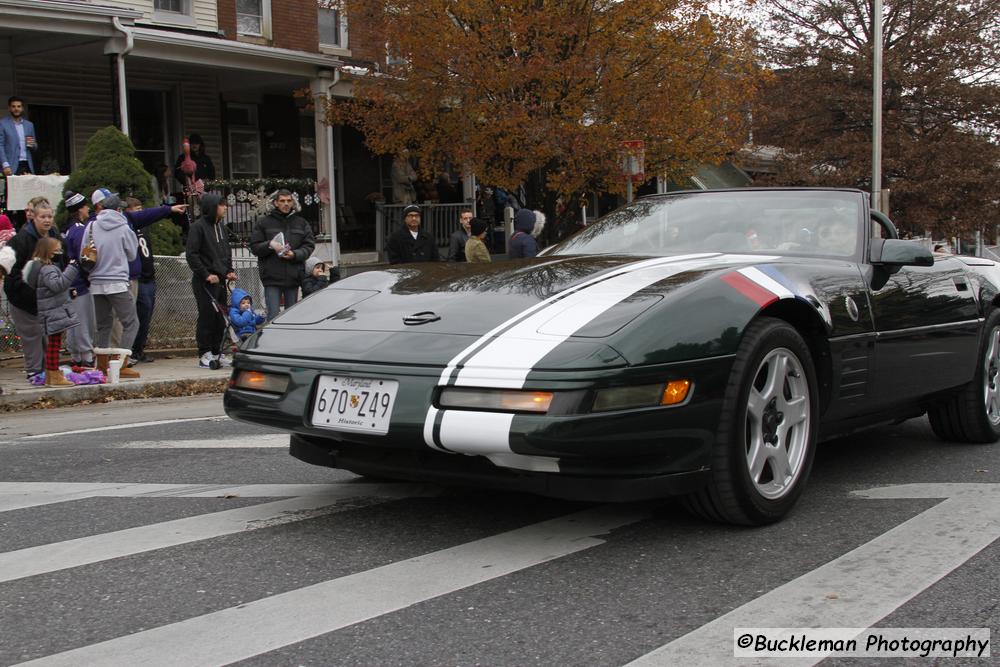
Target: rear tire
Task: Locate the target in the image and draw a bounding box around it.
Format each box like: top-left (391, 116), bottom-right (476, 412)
top-left (209, 359), bottom-right (221, 370)
top-left (928, 310), bottom-right (1000, 444)
top-left (683, 317), bottom-right (819, 525)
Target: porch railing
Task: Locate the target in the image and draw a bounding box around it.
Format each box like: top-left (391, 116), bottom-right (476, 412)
top-left (375, 203), bottom-right (470, 261)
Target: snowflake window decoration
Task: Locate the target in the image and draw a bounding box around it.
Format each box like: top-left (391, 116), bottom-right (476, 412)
top-left (247, 187), bottom-right (270, 216)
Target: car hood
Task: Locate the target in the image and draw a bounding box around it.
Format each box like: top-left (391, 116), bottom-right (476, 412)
top-left (247, 253), bottom-right (764, 371)
top-left (271, 253), bottom-right (743, 336)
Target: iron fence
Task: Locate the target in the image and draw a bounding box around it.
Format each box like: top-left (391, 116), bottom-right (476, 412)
top-left (201, 179), bottom-right (325, 248)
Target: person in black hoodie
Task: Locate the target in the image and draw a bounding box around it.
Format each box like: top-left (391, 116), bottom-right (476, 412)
top-left (248, 189), bottom-right (315, 321)
top-left (185, 193), bottom-right (235, 368)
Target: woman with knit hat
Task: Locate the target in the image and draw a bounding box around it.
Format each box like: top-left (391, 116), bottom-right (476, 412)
top-left (465, 218), bottom-right (492, 263)
top-left (62, 190), bottom-right (96, 367)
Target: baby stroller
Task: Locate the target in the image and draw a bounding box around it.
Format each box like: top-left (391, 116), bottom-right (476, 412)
top-left (203, 282), bottom-right (243, 370)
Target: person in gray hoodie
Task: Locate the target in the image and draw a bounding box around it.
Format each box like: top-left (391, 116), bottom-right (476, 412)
top-left (85, 192), bottom-right (141, 378)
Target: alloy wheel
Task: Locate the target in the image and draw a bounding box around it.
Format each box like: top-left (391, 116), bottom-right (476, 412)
top-left (983, 326), bottom-right (1000, 426)
top-left (744, 347), bottom-right (811, 500)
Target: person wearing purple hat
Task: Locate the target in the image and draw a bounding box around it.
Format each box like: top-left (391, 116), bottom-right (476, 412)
top-left (62, 190), bottom-right (96, 367)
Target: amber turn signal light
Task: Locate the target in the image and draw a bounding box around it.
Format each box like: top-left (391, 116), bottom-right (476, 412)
top-left (661, 380), bottom-right (691, 405)
top-left (232, 370), bottom-right (289, 395)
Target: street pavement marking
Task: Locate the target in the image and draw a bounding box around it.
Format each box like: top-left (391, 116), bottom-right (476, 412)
top-left (0, 482), bottom-right (443, 583)
top-left (14, 504), bottom-right (647, 667)
top-left (113, 434), bottom-right (289, 448)
top-left (0, 481), bottom-right (415, 512)
top-left (624, 483), bottom-right (1000, 667)
top-left (21, 416), bottom-right (227, 439)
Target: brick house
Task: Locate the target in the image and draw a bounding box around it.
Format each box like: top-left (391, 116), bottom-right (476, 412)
top-left (0, 0), bottom-right (396, 257)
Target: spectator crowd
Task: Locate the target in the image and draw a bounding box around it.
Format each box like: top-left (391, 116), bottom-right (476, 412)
top-left (0, 96), bottom-right (552, 393)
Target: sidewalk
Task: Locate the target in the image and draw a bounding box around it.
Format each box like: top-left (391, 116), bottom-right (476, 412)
top-left (0, 354), bottom-right (231, 412)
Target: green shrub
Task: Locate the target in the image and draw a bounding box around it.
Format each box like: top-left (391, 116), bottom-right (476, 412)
top-left (59, 126), bottom-right (183, 255)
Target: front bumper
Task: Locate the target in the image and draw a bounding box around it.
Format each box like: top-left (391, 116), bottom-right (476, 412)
top-left (224, 353), bottom-right (735, 501)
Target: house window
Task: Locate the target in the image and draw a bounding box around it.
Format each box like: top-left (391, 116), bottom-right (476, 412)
top-left (155, 0), bottom-right (184, 11)
top-left (153, 0), bottom-right (194, 25)
top-left (237, 0), bottom-right (270, 37)
top-left (319, 8), bottom-right (346, 47)
top-left (227, 104), bottom-right (261, 178)
top-left (128, 90), bottom-right (172, 178)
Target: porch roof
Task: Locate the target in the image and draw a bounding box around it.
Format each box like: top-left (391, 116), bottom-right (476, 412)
top-left (1, 0), bottom-right (342, 79)
top-left (130, 28), bottom-right (342, 78)
top-left (0, 0), bottom-right (140, 38)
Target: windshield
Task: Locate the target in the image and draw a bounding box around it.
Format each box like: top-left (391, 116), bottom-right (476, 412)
top-left (546, 190), bottom-right (864, 259)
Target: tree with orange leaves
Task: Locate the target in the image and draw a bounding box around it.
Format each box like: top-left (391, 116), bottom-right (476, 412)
top-left (329, 0), bottom-right (762, 237)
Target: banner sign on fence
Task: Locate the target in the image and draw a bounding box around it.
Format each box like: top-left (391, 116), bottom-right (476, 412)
top-left (6, 174), bottom-right (70, 210)
top-left (620, 140), bottom-right (645, 183)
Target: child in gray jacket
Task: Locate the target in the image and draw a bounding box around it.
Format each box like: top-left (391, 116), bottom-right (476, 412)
top-left (26, 237), bottom-right (81, 387)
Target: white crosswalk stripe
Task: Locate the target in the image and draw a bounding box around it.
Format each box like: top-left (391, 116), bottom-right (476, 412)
top-left (15, 505), bottom-right (648, 667)
top-left (0, 481), bottom-right (442, 583)
top-left (625, 484), bottom-right (1000, 666)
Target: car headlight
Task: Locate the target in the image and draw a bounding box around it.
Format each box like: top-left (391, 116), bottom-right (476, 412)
top-left (438, 387), bottom-right (554, 413)
top-left (230, 370), bottom-right (289, 395)
top-left (592, 380), bottom-right (691, 412)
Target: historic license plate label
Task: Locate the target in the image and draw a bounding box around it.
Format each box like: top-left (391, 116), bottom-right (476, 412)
top-left (312, 376), bottom-right (398, 435)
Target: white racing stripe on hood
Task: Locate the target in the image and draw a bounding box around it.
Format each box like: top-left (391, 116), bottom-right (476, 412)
top-left (434, 253), bottom-right (716, 388)
top-left (423, 253), bottom-right (771, 458)
top-left (452, 254), bottom-right (766, 388)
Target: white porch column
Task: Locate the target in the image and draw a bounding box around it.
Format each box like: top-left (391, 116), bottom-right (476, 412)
top-left (105, 20), bottom-right (133, 138)
top-left (462, 170), bottom-right (476, 207)
top-left (104, 37), bottom-right (129, 137)
top-left (311, 73), bottom-right (339, 266)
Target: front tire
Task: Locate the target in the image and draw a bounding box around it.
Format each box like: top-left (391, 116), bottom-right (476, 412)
top-left (684, 317), bottom-right (819, 525)
top-left (928, 310), bottom-right (1000, 444)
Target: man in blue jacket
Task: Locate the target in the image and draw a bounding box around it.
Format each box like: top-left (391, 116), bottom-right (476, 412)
top-left (0, 97), bottom-right (37, 176)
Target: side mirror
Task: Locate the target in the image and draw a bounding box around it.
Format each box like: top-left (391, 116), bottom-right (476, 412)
top-left (870, 238), bottom-right (933, 267)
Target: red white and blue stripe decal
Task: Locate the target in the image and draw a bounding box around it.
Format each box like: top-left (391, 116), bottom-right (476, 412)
top-left (722, 266), bottom-right (795, 306)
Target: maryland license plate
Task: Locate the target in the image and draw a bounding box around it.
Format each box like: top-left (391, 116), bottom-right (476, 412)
top-left (312, 376), bottom-right (398, 435)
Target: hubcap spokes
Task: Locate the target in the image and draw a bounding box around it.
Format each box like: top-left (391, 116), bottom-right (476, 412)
top-left (983, 327), bottom-right (1000, 425)
top-left (745, 348), bottom-right (810, 500)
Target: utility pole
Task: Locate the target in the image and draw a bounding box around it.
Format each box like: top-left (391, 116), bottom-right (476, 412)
top-left (872, 0), bottom-right (883, 211)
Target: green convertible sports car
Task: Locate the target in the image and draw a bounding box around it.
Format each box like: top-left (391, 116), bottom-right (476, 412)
top-left (224, 188), bottom-right (1000, 524)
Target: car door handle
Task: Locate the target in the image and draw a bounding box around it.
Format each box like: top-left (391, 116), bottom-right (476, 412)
top-left (953, 277), bottom-right (969, 292)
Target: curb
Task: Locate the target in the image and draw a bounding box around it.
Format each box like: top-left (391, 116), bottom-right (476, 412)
top-left (0, 377), bottom-right (229, 412)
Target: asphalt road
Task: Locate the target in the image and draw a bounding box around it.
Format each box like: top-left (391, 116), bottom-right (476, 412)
top-left (0, 396), bottom-right (997, 666)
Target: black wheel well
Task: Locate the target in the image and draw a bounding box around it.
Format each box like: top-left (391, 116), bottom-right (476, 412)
top-left (757, 299), bottom-right (833, 414)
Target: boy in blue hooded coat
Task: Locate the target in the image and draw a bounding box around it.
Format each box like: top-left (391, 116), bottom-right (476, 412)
top-left (228, 287), bottom-right (265, 339)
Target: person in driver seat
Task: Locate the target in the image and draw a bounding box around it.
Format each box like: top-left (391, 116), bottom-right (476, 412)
top-left (817, 218), bottom-right (857, 255)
